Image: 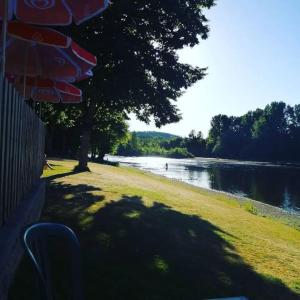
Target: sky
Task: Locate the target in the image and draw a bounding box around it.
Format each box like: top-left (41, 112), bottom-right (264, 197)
top-left (129, 0), bottom-right (300, 137)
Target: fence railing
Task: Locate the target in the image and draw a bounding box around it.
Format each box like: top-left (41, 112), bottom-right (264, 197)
top-left (0, 79), bottom-right (45, 226)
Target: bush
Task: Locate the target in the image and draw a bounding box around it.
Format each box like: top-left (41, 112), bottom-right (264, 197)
top-left (243, 201), bottom-right (258, 215)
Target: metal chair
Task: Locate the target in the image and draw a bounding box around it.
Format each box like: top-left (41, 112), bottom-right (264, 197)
top-left (23, 223), bottom-right (83, 300)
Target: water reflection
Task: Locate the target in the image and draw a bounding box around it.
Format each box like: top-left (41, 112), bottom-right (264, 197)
top-left (106, 155), bottom-right (300, 212)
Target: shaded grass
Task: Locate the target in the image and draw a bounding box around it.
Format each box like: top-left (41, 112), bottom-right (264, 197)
top-left (9, 159), bottom-right (300, 300)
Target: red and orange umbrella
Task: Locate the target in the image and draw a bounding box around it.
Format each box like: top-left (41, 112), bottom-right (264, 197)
top-left (0, 0), bottom-right (110, 25)
top-left (0, 0), bottom-right (110, 89)
top-left (9, 75), bottom-right (82, 103)
top-left (2, 21), bottom-right (97, 82)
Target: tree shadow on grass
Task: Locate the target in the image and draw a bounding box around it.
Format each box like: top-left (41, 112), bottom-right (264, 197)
top-left (75, 196), bottom-right (299, 300)
top-left (44, 164), bottom-right (91, 181)
top-left (45, 171), bottom-right (79, 181)
top-left (39, 179), bottom-right (299, 300)
top-left (9, 180), bottom-right (300, 300)
top-left (44, 181), bottom-right (105, 224)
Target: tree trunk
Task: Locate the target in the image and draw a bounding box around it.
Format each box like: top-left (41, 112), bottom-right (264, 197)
top-left (46, 129), bottom-right (54, 156)
top-left (97, 151), bottom-right (105, 162)
top-left (77, 128), bottom-right (91, 171)
top-left (61, 131), bottom-right (67, 157)
top-left (91, 144), bottom-right (96, 161)
top-left (76, 98), bottom-right (96, 171)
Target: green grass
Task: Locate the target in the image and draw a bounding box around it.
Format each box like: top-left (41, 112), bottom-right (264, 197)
top-left (9, 159), bottom-right (300, 300)
top-left (243, 201), bottom-right (258, 215)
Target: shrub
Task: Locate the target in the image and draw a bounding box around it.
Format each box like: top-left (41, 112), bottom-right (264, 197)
top-left (244, 201), bottom-right (258, 215)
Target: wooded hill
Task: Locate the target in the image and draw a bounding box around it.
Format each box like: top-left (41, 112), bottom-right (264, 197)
top-left (134, 131), bottom-right (179, 139)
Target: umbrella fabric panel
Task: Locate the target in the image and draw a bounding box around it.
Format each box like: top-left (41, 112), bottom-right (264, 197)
top-left (8, 75), bottom-right (82, 103)
top-left (11, 75), bottom-right (82, 92)
top-left (66, 0), bottom-right (110, 25)
top-left (18, 85), bottom-right (82, 103)
top-left (71, 41), bottom-right (97, 67)
top-left (61, 93), bottom-right (82, 103)
top-left (32, 87), bottom-right (61, 103)
top-left (7, 21), bottom-right (70, 48)
top-left (10, 79), bottom-right (59, 103)
top-left (5, 39), bottom-right (79, 81)
top-left (15, 76), bottom-right (54, 88)
top-left (2, 22), bottom-right (97, 82)
top-left (0, 1), bottom-right (14, 22)
top-left (10, 83), bottom-right (59, 103)
top-left (16, 1), bottom-right (72, 26)
top-left (56, 81), bottom-right (82, 96)
top-left (31, 87), bottom-right (82, 103)
top-left (0, 0), bottom-right (110, 26)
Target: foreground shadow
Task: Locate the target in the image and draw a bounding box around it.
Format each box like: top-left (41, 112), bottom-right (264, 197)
top-left (83, 197), bottom-right (299, 300)
top-left (10, 178), bottom-right (300, 300)
top-left (44, 178), bottom-right (299, 300)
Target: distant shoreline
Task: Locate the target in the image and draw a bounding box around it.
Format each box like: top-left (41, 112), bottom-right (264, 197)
top-left (108, 154), bottom-right (300, 169)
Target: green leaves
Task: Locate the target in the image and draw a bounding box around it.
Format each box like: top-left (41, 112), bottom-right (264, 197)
top-left (64, 0), bottom-right (215, 125)
top-left (207, 101), bottom-right (300, 161)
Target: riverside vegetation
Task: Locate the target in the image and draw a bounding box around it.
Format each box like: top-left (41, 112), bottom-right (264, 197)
top-left (9, 160), bottom-right (300, 300)
top-left (115, 102), bottom-right (300, 161)
top-left (45, 101), bottom-right (300, 162)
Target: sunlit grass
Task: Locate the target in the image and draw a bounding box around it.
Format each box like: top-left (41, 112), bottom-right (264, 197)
top-left (46, 160), bottom-right (300, 293)
top-left (42, 162), bottom-right (71, 178)
top-left (62, 162), bottom-right (299, 281)
top-left (153, 255), bottom-right (169, 273)
top-left (9, 159), bottom-right (300, 299)
top-left (124, 210), bottom-right (141, 219)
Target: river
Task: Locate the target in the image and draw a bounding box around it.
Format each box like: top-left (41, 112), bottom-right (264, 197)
top-left (106, 155), bottom-right (300, 213)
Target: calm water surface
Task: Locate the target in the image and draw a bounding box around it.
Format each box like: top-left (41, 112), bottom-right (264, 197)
top-left (107, 155), bottom-right (300, 213)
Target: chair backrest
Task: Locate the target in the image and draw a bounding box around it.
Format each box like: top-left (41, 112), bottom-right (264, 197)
top-left (23, 223), bottom-right (83, 300)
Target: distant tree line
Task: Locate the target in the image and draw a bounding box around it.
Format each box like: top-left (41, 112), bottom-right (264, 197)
top-left (206, 101), bottom-right (300, 162)
top-left (116, 132), bottom-right (195, 158)
top-left (116, 130), bottom-right (206, 158)
top-left (116, 101), bottom-right (300, 162)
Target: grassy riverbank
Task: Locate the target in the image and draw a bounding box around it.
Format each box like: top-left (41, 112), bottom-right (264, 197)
top-left (10, 159), bottom-right (300, 299)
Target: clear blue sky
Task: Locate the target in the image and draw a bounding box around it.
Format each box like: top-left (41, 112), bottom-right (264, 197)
top-left (129, 0), bottom-right (300, 137)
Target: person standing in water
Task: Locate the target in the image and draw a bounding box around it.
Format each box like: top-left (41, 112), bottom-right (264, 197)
top-left (165, 163), bottom-right (168, 170)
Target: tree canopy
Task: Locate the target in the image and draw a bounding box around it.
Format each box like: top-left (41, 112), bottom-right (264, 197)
top-left (58, 0), bottom-right (215, 169)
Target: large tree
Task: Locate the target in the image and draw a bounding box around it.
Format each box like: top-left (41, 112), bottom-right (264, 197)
top-left (63, 0), bottom-right (215, 170)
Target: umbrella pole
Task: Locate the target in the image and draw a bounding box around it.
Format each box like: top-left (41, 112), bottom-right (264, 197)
top-left (0, 0), bottom-right (8, 80)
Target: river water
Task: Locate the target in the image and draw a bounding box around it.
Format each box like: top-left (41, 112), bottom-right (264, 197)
top-left (106, 155), bottom-right (300, 213)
